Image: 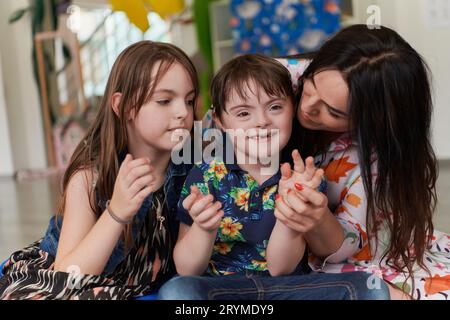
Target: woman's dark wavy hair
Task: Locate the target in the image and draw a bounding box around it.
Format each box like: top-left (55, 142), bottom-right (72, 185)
top-left (294, 24), bottom-right (438, 289)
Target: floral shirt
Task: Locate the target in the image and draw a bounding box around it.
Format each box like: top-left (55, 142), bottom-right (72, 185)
top-left (278, 58), bottom-right (450, 300)
top-left (178, 157), bottom-right (285, 276)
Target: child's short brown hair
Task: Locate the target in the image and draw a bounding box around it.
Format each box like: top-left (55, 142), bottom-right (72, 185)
top-left (210, 54), bottom-right (294, 120)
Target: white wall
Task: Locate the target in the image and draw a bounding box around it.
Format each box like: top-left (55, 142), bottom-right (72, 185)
top-left (352, 0), bottom-right (450, 159)
top-left (0, 52), bottom-right (14, 176)
top-left (0, 0), bottom-right (47, 172)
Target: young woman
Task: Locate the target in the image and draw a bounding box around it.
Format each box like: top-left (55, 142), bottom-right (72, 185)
top-left (275, 24), bottom-right (450, 300)
top-left (0, 41), bottom-right (198, 300)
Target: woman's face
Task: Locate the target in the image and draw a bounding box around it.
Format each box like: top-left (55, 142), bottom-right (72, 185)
top-left (297, 70), bottom-right (350, 132)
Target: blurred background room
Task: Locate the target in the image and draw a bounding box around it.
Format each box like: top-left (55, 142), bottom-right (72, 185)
top-left (0, 0), bottom-right (449, 259)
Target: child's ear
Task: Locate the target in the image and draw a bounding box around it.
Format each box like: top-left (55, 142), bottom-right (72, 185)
top-left (111, 92), bottom-right (122, 117)
top-left (212, 110), bottom-right (224, 130)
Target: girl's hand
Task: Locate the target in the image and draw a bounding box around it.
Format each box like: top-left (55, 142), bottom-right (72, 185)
top-left (182, 186), bottom-right (224, 232)
top-left (275, 184), bottom-right (330, 234)
top-left (278, 150), bottom-right (324, 201)
top-left (109, 154), bottom-right (155, 221)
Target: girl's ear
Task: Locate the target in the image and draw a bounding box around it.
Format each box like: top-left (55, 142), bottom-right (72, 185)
top-left (111, 92), bottom-right (122, 117)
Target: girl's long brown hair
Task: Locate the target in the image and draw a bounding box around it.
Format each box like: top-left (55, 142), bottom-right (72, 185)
top-left (56, 41), bottom-right (199, 248)
top-left (293, 25), bottom-right (437, 292)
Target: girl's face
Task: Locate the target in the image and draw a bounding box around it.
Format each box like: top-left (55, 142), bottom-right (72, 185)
top-left (214, 80), bottom-right (294, 164)
top-left (128, 62), bottom-right (195, 153)
top-left (297, 70), bottom-right (350, 132)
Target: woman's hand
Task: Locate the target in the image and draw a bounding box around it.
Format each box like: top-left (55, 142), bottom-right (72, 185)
top-left (278, 150), bottom-right (324, 200)
top-left (182, 186), bottom-right (224, 232)
top-left (109, 154), bottom-right (155, 221)
top-left (275, 184), bottom-right (330, 234)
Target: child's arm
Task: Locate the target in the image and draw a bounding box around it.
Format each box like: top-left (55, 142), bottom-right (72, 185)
top-left (266, 211), bottom-right (306, 276)
top-left (54, 155), bottom-right (154, 275)
top-left (266, 150), bottom-right (324, 276)
top-left (173, 186), bottom-right (224, 276)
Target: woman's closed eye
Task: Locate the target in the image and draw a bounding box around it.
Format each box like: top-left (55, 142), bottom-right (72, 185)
top-left (157, 99), bottom-right (171, 106)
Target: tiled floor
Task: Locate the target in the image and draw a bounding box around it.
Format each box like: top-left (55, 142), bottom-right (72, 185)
top-left (1, 161), bottom-right (450, 260)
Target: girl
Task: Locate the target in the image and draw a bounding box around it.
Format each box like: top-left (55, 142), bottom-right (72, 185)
top-left (0, 41), bottom-right (198, 300)
top-left (275, 24), bottom-right (450, 300)
top-left (157, 54), bottom-right (390, 300)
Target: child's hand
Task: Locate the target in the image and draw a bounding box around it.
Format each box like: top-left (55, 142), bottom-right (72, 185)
top-left (109, 154), bottom-right (155, 221)
top-left (278, 150), bottom-right (324, 200)
top-left (182, 186), bottom-right (224, 232)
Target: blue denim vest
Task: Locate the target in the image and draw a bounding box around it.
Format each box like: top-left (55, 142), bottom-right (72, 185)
top-left (39, 161), bottom-right (191, 275)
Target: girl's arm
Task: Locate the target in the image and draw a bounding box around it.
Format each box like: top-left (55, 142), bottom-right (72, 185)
top-left (55, 155), bottom-right (155, 275)
top-left (173, 186), bottom-right (224, 276)
top-left (54, 170), bottom-right (124, 275)
top-left (266, 202), bottom-right (306, 276)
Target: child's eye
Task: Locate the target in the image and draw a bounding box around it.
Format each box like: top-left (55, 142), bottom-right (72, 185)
top-left (157, 99), bottom-right (171, 106)
top-left (269, 104), bottom-right (283, 111)
top-left (186, 99), bottom-right (195, 107)
top-left (236, 111), bottom-right (250, 118)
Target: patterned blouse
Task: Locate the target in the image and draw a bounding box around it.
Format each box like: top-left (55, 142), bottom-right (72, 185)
top-left (278, 58), bottom-right (450, 300)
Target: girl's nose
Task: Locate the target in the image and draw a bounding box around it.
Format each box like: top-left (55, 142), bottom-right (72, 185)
top-left (174, 100), bottom-right (189, 119)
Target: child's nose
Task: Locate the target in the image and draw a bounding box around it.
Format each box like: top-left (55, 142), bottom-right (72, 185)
top-left (174, 100), bottom-right (189, 119)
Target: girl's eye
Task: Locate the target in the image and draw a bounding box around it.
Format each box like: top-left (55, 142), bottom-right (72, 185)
top-left (236, 111), bottom-right (250, 118)
top-left (186, 99), bottom-right (195, 107)
top-left (157, 99), bottom-right (171, 106)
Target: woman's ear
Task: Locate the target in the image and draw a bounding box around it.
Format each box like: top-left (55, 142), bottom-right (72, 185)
top-left (111, 92), bottom-right (122, 117)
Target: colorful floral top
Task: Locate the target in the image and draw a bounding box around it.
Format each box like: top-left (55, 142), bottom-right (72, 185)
top-left (278, 58), bottom-right (450, 300)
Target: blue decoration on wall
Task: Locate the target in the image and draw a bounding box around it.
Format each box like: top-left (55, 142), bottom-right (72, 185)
top-left (230, 0), bottom-right (341, 56)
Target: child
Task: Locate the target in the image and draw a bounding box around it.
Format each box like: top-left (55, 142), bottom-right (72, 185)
top-left (0, 41), bottom-right (198, 300)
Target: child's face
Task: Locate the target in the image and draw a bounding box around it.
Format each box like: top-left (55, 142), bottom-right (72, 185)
top-left (215, 80), bottom-right (294, 165)
top-left (128, 62), bottom-right (195, 153)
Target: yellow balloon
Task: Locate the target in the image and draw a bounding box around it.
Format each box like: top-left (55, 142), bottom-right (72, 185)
top-left (109, 0), bottom-right (149, 32)
top-left (144, 0), bottom-right (185, 19)
top-left (109, 0), bottom-right (186, 32)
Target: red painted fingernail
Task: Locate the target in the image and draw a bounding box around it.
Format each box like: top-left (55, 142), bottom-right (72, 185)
top-left (287, 189), bottom-right (292, 193)
top-left (295, 183), bottom-right (304, 191)
top-left (275, 194), bottom-right (281, 201)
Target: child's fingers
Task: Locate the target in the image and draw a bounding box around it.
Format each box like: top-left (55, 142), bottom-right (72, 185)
top-left (304, 157), bottom-right (316, 181)
top-left (182, 188), bottom-right (201, 211)
top-left (125, 164), bottom-right (153, 187)
top-left (129, 174), bottom-right (154, 196)
top-left (127, 157), bottom-right (151, 171)
top-left (292, 150), bottom-right (305, 173)
top-left (190, 194), bottom-right (214, 217)
top-left (132, 185), bottom-right (153, 203)
top-left (280, 163), bottom-right (292, 181)
top-left (118, 154), bottom-right (133, 175)
top-left (202, 210), bottom-right (224, 230)
top-left (310, 168), bottom-right (325, 190)
top-left (195, 201), bottom-right (222, 224)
